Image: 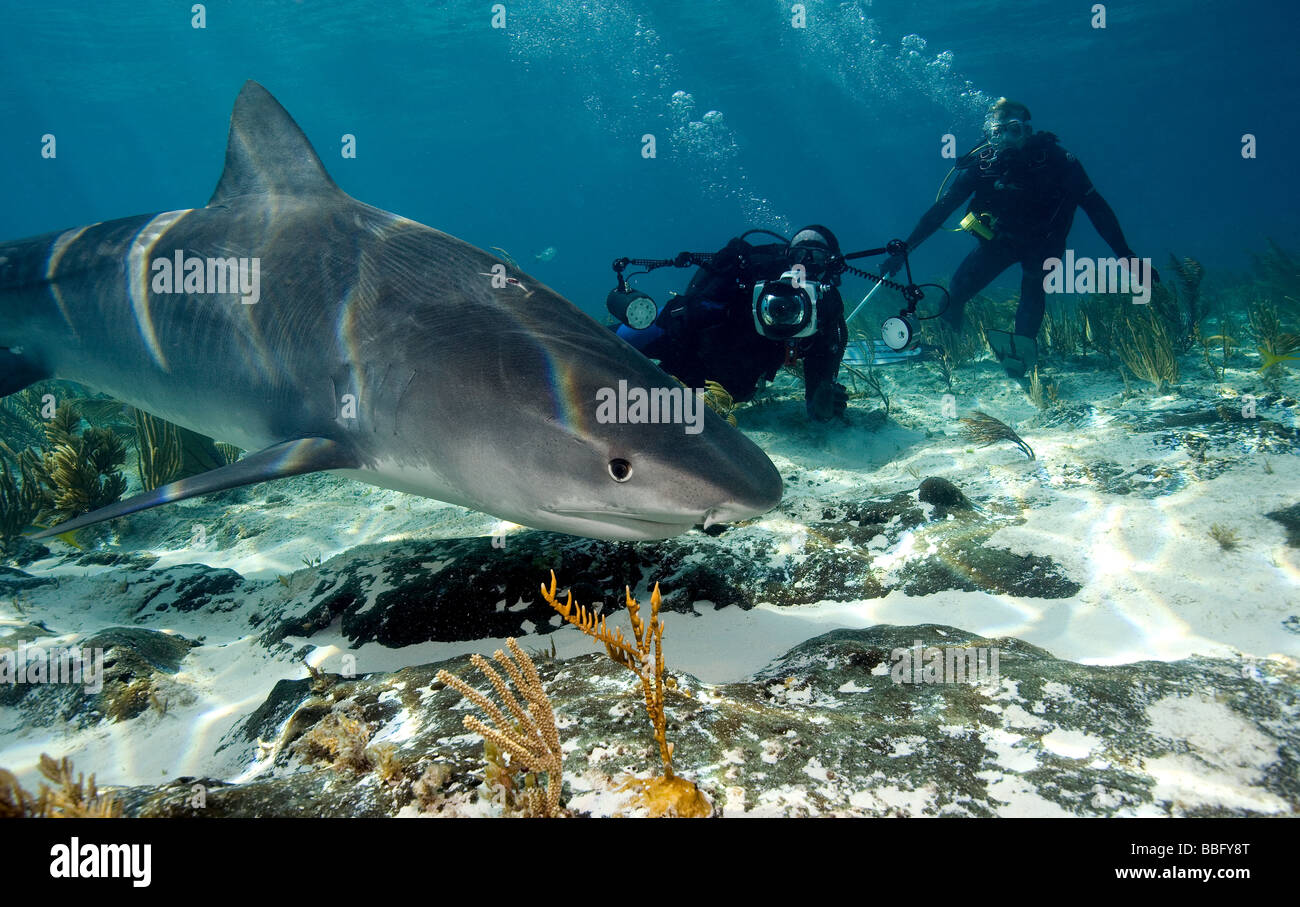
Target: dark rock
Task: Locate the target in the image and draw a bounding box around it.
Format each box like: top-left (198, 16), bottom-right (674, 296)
top-left (75, 550), bottom-right (159, 569)
top-left (1266, 504), bottom-right (1300, 548)
top-left (902, 549), bottom-right (1081, 598)
top-left (230, 677), bottom-right (315, 750)
top-left (253, 490), bottom-right (1078, 649)
top-left (0, 566), bottom-right (56, 595)
top-left (102, 626), bottom-right (1299, 817)
top-left (119, 773), bottom-right (402, 818)
top-left (0, 620), bottom-right (55, 647)
top-left (78, 627), bottom-right (201, 723)
top-left (130, 564), bottom-right (245, 614)
top-left (0, 537), bottom-right (50, 568)
top-left (918, 477), bottom-right (969, 508)
top-left (0, 626), bottom-right (199, 725)
top-left (78, 627), bottom-right (201, 676)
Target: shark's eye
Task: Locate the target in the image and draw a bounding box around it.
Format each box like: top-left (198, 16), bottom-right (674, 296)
top-left (607, 458), bottom-right (633, 482)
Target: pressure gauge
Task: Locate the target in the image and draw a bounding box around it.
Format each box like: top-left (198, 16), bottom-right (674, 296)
top-left (881, 313), bottom-right (918, 351)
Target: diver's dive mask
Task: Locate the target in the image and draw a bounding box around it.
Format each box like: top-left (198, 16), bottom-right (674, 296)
top-left (752, 269), bottom-right (821, 340)
top-left (984, 117), bottom-right (1030, 151)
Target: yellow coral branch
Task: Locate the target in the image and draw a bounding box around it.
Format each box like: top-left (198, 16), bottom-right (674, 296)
top-left (540, 571), bottom-right (675, 778)
top-left (436, 639), bottom-right (563, 816)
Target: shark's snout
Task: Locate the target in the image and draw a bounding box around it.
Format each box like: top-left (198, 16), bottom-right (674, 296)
top-left (537, 435), bottom-right (782, 541)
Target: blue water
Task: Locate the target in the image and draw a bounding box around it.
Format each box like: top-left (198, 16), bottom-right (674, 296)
top-left (0, 0), bottom-right (1295, 317)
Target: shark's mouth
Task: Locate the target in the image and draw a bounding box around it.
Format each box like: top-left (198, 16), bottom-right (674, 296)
top-left (541, 508), bottom-right (700, 541)
top-left (542, 500), bottom-right (767, 540)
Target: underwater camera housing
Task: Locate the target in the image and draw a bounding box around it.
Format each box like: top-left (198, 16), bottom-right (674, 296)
top-left (752, 269), bottom-right (821, 340)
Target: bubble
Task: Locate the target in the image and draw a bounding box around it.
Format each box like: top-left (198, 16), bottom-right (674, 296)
top-left (502, 5), bottom-right (787, 232)
top-left (670, 90), bottom-right (696, 123)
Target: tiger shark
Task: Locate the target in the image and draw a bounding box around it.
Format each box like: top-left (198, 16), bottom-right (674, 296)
top-left (0, 81), bottom-right (782, 542)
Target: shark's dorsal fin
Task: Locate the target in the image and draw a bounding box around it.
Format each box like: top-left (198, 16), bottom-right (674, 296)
top-left (209, 80), bottom-right (341, 205)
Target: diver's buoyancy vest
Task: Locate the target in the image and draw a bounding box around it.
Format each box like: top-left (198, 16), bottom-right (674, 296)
top-left (965, 134), bottom-right (1077, 238)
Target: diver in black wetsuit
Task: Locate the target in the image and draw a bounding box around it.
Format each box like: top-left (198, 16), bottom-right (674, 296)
top-left (615, 226), bottom-right (849, 422)
top-left (883, 98), bottom-right (1155, 375)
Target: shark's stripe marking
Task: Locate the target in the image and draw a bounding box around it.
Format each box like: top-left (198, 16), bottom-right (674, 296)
top-left (45, 225), bottom-right (89, 280)
top-left (44, 225), bottom-right (92, 335)
top-left (127, 208), bottom-right (193, 369)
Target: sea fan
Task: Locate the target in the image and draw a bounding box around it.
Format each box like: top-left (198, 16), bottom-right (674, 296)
top-left (700, 379), bottom-right (738, 425)
top-left (960, 410), bottom-right (1035, 460)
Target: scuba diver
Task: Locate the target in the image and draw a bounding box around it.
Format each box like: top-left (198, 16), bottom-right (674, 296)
top-left (606, 226), bottom-right (850, 422)
top-left (882, 97), bottom-right (1156, 376)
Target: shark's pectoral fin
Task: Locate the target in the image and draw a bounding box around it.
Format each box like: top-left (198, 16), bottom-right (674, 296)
top-left (0, 348), bottom-right (47, 397)
top-left (30, 437), bottom-right (358, 539)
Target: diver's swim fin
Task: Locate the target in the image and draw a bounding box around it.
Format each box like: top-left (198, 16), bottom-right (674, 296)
top-left (985, 330), bottom-right (1038, 378)
top-left (29, 437), bottom-right (358, 539)
top-left (843, 340), bottom-right (929, 367)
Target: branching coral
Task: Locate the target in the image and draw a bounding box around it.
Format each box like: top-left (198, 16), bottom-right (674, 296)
top-left (1251, 238), bottom-right (1300, 316)
top-left (1027, 367), bottom-right (1058, 411)
top-left (1079, 295), bottom-right (1119, 363)
top-left (700, 379), bottom-right (738, 426)
top-left (1200, 331), bottom-right (1236, 380)
top-left (131, 408), bottom-right (184, 491)
top-left (30, 403), bottom-right (127, 527)
top-left (290, 709), bottom-right (375, 774)
top-left (841, 358), bottom-right (890, 416)
top-left (0, 452), bottom-right (44, 544)
top-left (1113, 307), bottom-right (1179, 392)
top-left (1208, 524), bottom-right (1240, 551)
top-left (0, 754), bottom-right (120, 818)
top-left (1042, 305), bottom-right (1088, 358)
top-left (131, 407), bottom-right (183, 492)
top-left (436, 638), bottom-right (563, 817)
top-left (1164, 255), bottom-right (1208, 350)
top-left (0, 388), bottom-right (49, 452)
top-left (541, 571), bottom-right (673, 778)
top-left (1248, 299), bottom-right (1300, 375)
top-left (923, 319), bottom-right (981, 391)
top-left (960, 411), bottom-right (1035, 460)
top-left (540, 573), bottom-right (711, 818)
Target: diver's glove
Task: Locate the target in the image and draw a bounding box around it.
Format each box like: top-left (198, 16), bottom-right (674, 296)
top-left (1120, 252), bottom-right (1159, 285)
top-left (808, 381), bottom-right (848, 422)
top-left (881, 252), bottom-right (906, 278)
